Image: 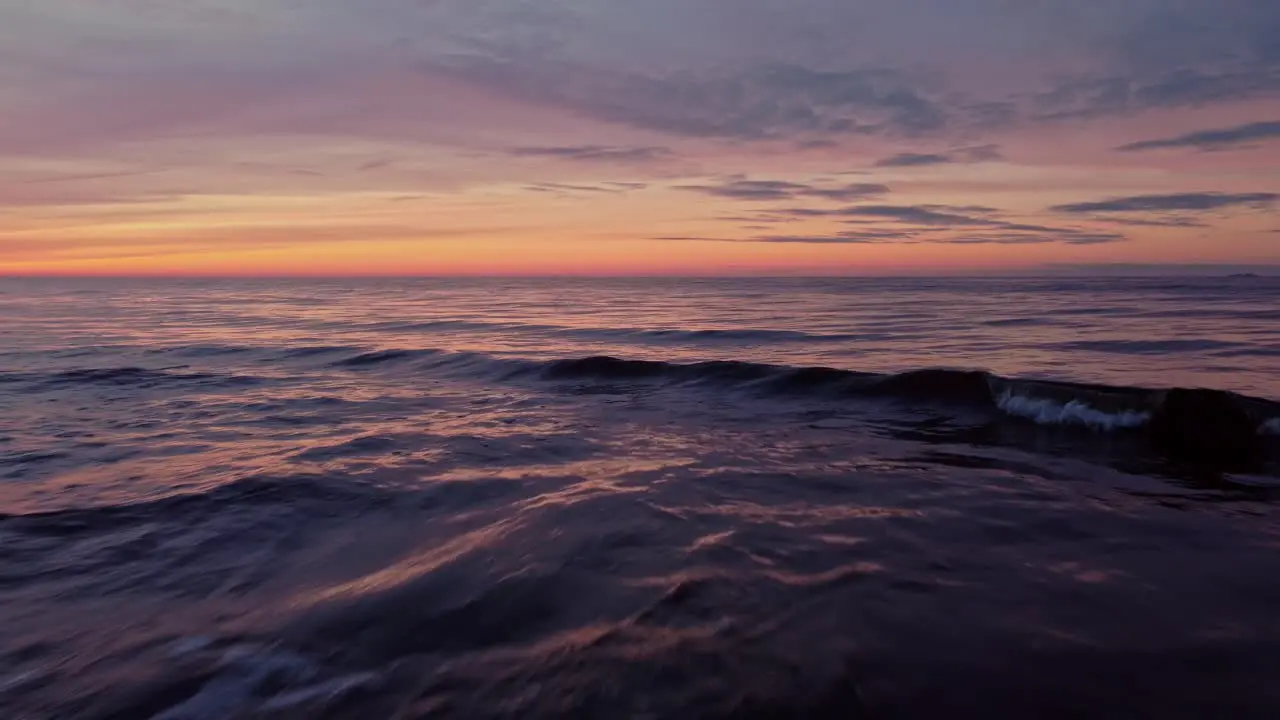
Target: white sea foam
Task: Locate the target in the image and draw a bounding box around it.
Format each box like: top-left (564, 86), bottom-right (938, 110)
top-left (153, 645), bottom-right (323, 720)
top-left (259, 672), bottom-right (379, 712)
top-left (997, 391), bottom-right (1151, 431)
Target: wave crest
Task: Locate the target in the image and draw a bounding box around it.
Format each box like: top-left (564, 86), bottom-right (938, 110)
top-left (996, 391), bottom-right (1152, 430)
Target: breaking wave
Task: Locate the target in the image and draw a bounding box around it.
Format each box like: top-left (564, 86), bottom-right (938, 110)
top-left (522, 355), bottom-right (1277, 438)
top-left (13, 347), bottom-right (1277, 440)
top-left (995, 391), bottom-right (1152, 431)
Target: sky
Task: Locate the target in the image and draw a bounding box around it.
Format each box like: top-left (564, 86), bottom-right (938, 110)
top-left (1, 0), bottom-right (1278, 275)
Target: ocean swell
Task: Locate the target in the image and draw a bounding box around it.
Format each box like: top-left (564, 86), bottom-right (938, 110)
top-left (530, 355), bottom-right (1280, 462)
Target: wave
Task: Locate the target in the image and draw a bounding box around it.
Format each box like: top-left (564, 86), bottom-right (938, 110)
top-left (524, 356), bottom-right (1280, 461)
top-left (11, 343), bottom-right (1275, 465)
top-left (1131, 308), bottom-right (1280, 322)
top-left (533, 355), bottom-right (1018, 408)
top-left (0, 475), bottom-right (387, 535)
top-left (13, 345), bottom-right (1275, 444)
top-left (604, 327), bottom-right (873, 343)
top-left (332, 349), bottom-right (445, 367)
top-left (982, 317), bottom-right (1058, 328)
top-left (1051, 339), bottom-right (1247, 355)
top-left (1209, 346), bottom-right (1280, 359)
top-left (318, 348), bottom-right (1156, 431)
top-left (360, 319), bottom-right (868, 344)
top-left (277, 344), bottom-right (360, 356)
top-left (313, 348), bottom-right (1280, 443)
top-left (0, 366), bottom-right (265, 390)
top-left (996, 391), bottom-right (1152, 431)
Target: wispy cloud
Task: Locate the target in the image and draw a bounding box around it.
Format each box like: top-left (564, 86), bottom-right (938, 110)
top-left (667, 201), bottom-right (1125, 245)
top-left (524, 182), bottom-right (646, 196)
top-left (874, 145), bottom-right (1002, 167)
top-left (679, 180), bottom-right (812, 201)
top-left (654, 232), bottom-right (912, 244)
top-left (874, 153), bottom-right (952, 168)
top-left (677, 178), bottom-right (890, 202)
top-left (1096, 216), bottom-right (1207, 228)
top-left (0, 224), bottom-right (506, 262)
top-left (1034, 70), bottom-right (1280, 122)
top-left (837, 205), bottom-right (996, 226)
top-left (1051, 192), bottom-right (1278, 214)
top-left (658, 227), bottom-right (1121, 246)
top-left (835, 205), bottom-right (1125, 244)
top-left (1116, 120), bottom-right (1280, 152)
top-left (1035, 263), bottom-right (1280, 277)
top-left (738, 231), bottom-right (917, 244)
top-left (440, 60), bottom-right (951, 141)
top-left (507, 145), bottom-right (672, 163)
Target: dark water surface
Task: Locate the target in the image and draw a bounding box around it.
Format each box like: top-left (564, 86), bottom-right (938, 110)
top-left (1, 277), bottom-right (1278, 718)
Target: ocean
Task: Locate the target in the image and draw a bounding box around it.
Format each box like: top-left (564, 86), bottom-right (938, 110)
top-left (1, 276), bottom-right (1278, 719)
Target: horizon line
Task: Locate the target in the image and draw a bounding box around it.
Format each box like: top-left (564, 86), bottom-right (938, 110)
top-left (2, 271), bottom-right (1275, 280)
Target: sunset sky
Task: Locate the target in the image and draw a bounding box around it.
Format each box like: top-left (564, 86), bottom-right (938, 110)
top-left (2, 0), bottom-right (1278, 275)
